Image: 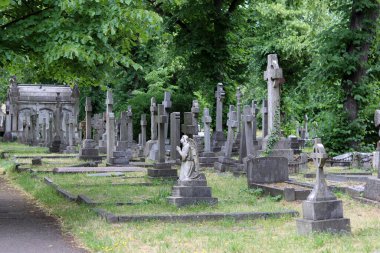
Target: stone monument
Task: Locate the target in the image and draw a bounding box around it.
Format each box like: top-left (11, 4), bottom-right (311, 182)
top-left (168, 135), bottom-right (218, 207)
top-left (199, 108), bottom-right (218, 167)
top-left (211, 83), bottom-right (226, 152)
top-left (296, 139), bottom-right (350, 234)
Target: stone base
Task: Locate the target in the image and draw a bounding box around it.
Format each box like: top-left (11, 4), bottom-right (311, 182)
top-left (364, 177), bottom-right (380, 202)
top-left (147, 163), bottom-right (177, 178)
top-left (167, 197), bottom-right (218, 207)
top-left (98, 146), bottom-right (107, 154)
top-left (296, 218), bottom-right (350, 235)
top-left (211, 131), bottom-right (226, 152)
top-left (64, 146), bottom-right (77, 154)
top-left (302, 200), bottom-right (343, 220)
top-left (78, 148), bottom-right (101, 160)
top-left (50, 140), bottom-right (61, 153)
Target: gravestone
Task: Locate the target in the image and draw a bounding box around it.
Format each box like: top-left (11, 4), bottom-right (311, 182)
top-left (236, 87), bottom-right (242, 139)
top-left (264, 54), bottom-right (285, 136)
top-left (64, 116), bottom-right (77, 153)
top-left (41, 118), bottom-right (47, 146)
top-left (163, 92), bottom-right (172, 141)
top-left (98, 113), bottom-right (107, 154)
top-left (262, 99), bottom-right (268, 138)
top-left (148, 104), bottom-right (177, 178)
top-left (304, 114), bottom-right (309, 139)
top-left (297, 139), bottom-right (350, 234)
top-left (126, 106), bottom-right (134, 148)
top-left (47, 116), bottom-right (53, 148)
top-left (170, 112), bottom-right (181, 161)
top-left (214, 105), bottom-right (240, 172)
top-left (363, 108), bottom-right (380, 202)
top-left (144, 97), bottom-right (158, 159)
top-left (108, 112), bottom-right (130, 166)
top-left (139, 114), bottom-right (147, 157)
top-left (181, 112), bottom-right (198, 138)
top-left (251, 100), bottom-right (259, 145)
top-left (50, 93), bottom-right (63, 153)
top-left (78, 97), bottom-right (101, 160)
top-left (199, 108), bottom-right (218, 167)
top-left (191, 100), bottom-right (200, 134)
top-left (246, 156), bottom-right (289, 184)
top-left (211, 83), bottom-right (226, 152)
top-left (30, 113), bottom-right (38, 146)
top-left (106, 112), bottom-right (115, 164)
top-left (168, 136), bottom-right (217, 207)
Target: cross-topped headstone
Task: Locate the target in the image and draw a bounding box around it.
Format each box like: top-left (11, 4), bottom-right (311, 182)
top-left (261, 99), bottom-right (268, 137)
top-left (191, 100), bottom-right (200, 134)
top-left (85, 97), bottom-right (92, 140)
top-left (202, 108), bottom-right (212, 153)
top-left (163, 92), bottom-right (172, 140)
top-left (140, 114), bottom-right (147, 147)
top-left (215, 83), bottom-right (225, 132)
top-left (243, 105), bottom-right (255, 156)
top-left (308, 138), bottom-right (335, 201)
top-left (157, 104), bottom-right (168, 163)
top-left (264, 54), bottom-right (285, 136)
top-left (150, 97), bottom-right (157, 140)
top-left (126, 106), bottom-right (133, 147)
top-left (224, 105), bottom-right (238, 158)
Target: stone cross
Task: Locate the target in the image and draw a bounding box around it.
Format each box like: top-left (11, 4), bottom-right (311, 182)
top-left (104, 90), bottom-right (114, 152)
top-left (170, 112), bottom-right (181, 160)
top-left (264, 54), bottom-right (285, 136)
top-left (261, 99), bottom-right (268, 137)
top-left (150, 97), bottom-right (157, 140)
top-left (224, 105), bottom-right (238, 158)
top-left (191, 100), bottom-right (200, 134)
top-left (106, 89), bottom-right (113, 114)
top-left (107, 112), bottom-right (115, 163)
top-left (85, 97), bottom-right (92, 140)
top-left (181, 112), bottom-right (197, 138)
top-left (308, 138), bottom-right (335, 201)
top-left (126, 106), bottom-right (133, 147)
top-left (202, 108), bottom-right (212, 153)
top-left (140, 114), bottom-right (147, 147)
top-left (251, 100), bottom-right (258, 141)
top-left (163, 92), bottom-right (172, 140)
top-left (243, 105), bottom-right (255, 156)
top-left (215, 83), bottom-right (225, 132)
top-left (236, 87), bottom-right (242, 135)
top-left (157, 104), bottom-right (168, 163)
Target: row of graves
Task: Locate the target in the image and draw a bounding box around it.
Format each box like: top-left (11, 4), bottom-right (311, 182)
top-left (5, 54), bottom-right (380, 235)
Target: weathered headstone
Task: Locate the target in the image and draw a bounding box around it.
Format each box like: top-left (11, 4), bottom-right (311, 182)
top-left (150, 97), bottom-right (157, 141)
top-left (264, 54), bottom-right (285, 136)
top-left (50, 93), bottom-right (62, 152)
top-left (181, 112), bottom-right (198, 138)
top-left (236, 87), bottom-right (242, 137)
top-left (304, 114), bottom-right (309, 139)
top-left (297, 139), bottom-right (350, 234)
top-left (163, 92), bottom-right (172, 141)
top-left (199, 108), bottom-right (217, 167)
top-left (78, 97), bottom-right (100, 160)
top-left (126, 106), bottom-right (134, 148)
top-left (148, 104), bottom-right (177, 178)
top-left (170, 112), bottom-right (181, 161)
top-left (251, 100), bottom-right (259, 143)
top-left (106, 112), bottom-right (115, 164)
top-left (191, 100), bottom-right (200, 134)
top-left (247, 156), bottom-right (289, 184)
top-left (211, 83), bottom-right (226, 152)
top-left (64, 115), bottom-right (77, 153)
top-left (140, 114), bottom-right (147, 148)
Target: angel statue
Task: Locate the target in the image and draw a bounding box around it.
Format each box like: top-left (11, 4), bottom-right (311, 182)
top-left (176, 135), bottom-right (201, 181)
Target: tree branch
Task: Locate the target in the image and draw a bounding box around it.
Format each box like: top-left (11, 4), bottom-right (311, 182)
top-left (0, 6), bottom-right (52, 30)
top-left (227, 0), bottom-right (243, 14)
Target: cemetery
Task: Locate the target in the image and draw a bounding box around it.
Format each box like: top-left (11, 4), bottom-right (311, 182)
top-left (0, 1), bottom-right (379, 252)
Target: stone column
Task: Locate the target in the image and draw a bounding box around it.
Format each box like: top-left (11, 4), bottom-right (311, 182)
top-left (262, 99), bottom-right (268, 138)
top-left (150, 97), bottom-right (157, 140)
top-left (42, 118), bottom-right (47, 146)
top-left (126, 106), bottom-right (133, 148)
top-left (252, 100), bottom-right (258, 142)
top-left (163, 92), bottom-right (172, 141)
top-left (202, 108), bottom-right (212, 153)
top-left (215, 83), bottom-right (225, 133)
top-left (243, 105), bottom-right (255, 156)
top-left (170, 112), bottom-right (181, 161)
top-left (107, 113), bottom-right (115, 163)
top-left (236, 87), bottom-right (242, 136)
top-left (140, 114), bottom-right (147, 147)
top-left (157, 104), bottom-right (167, 163)
top-left (264, 54), bottom-right (285, 136)
top-left (85, 97), bottom-right (92, 140)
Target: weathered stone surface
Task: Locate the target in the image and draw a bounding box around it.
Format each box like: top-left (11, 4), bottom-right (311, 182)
top-left (53, 166), bottom-right (146, 173)
top-left (246, 157), bottom-right (289, 184)
top-left (363, 177), bottom-right (380, 202)
top-left (296, 218), bottom-right (350, 235)
top-left (167, 197), bottom-right (218, 207)
top-left (302, 200), bottom-right (344, 220)
top-left (147, 167), bottom-right (177, 178)
top-left (31, 157), bottom-right (42, 166)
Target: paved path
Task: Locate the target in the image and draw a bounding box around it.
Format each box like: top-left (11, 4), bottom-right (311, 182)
top-left (0, 176), bottom-right (88, 253)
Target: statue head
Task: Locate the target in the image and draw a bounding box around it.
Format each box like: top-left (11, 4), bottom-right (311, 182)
top-left (180, 135), bottom-right (189, 145)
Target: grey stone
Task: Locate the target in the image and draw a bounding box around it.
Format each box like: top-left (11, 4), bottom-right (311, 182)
top-left (212, 83), bottom-right (226, 152)
top-left (363, 177), bottom-right (380, 202)
top-left (31, 157), bottom-right (42, 166)
top-left (302, 200), bottom-right (343, 220)
top-left (246, 157), bottom-right (289, 184)
top-left (170, 112), bottom-right (181, 161)
top-left (296, 218), bottom-right (350, 235)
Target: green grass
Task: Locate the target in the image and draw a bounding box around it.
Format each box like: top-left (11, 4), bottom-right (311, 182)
top-left (0, 142), bottom-right (49, 155)
top-left (2, 144), bottom-right (380, 252)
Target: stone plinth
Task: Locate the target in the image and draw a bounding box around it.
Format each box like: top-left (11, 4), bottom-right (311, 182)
top-left (50, 136), bottom-right (61, 153)
top-left (167, 174), bottom-right (218, 207)
top-left (211, 131), bottom-right (226, 152)
top-left (363, 177), bottom-right (380, 202)
top-left (246, 157), bottom-right (289, 185)
top-left (147, 163), bottom-right (177, 178)
top-left (199, 151), bottom-right (218, 167)
top-left (78, 139), bottom-right (101, 160)
top-left (214, 156), bottom-right (241, 172)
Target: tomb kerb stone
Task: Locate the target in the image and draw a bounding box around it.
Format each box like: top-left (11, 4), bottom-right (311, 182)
top-left (212, 83), bottom-right (226, 152)
top-left (148, 104), bottom-right (177, 178)
top-left (170, 112), bottom-right (181, 161)
top-left (363, 108), bottom-right (380, 201)
top-left (296, 139), bottom-right (350, 235)
top-left (264, 54), bottom-right (285, 136)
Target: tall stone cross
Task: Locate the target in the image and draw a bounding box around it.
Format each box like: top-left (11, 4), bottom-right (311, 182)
top-left (85, 97), bottom-right (92, 140)
top-left (105, 89), bottom-right (114, 152)
top-left (126, 106), bottom-right (133, 147)
top-left (106, 89), bottom-right (113, 114)
top-left (150, 97), bottom-right (157, 140)
top-left (224, 105), bottom-right (238, 158)
top-left (261, 99), bottom-right (268, 138)
top-left (215, 83), bottom-right (225, 133)
top-left (163, 92), bottom-right (172, 140)
top-left (251, 100), bottom-right (258, 141)
top-left (170, 112), bottom-right (181, 160)
top-left (202, 108), bottom-right (212, 153)
top-left (308, 138), bottom-right (335, 201)
top-left (264, 54), bottom-right (285, 136)
top-left (157, 104), bottom-right (168, 163)
top-left (140, 114), bottom-right (147, 147)
top-left (243, 105), bottom-right (255, 157)
top-left (236, 87), bottom-right (242, 135)
top-left (191, 100), bottom-right (200, 134)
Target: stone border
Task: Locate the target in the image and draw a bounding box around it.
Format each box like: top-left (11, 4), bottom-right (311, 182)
top-left (351, 196), bottom-right (380, 207)
top-left (93, 208), bottom-right (299, 223)
top-left (249, 182), bottom-right (311, 202)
